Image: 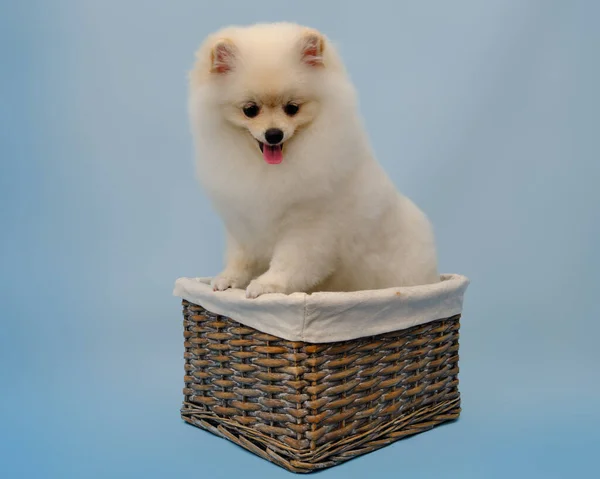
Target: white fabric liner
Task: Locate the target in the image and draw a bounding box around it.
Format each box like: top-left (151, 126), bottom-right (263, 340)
top-left (173, 274), bottom-right (470, 343)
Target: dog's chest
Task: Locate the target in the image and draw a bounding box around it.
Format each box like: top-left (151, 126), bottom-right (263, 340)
top-left (210, 183), bottom-right (286, 245)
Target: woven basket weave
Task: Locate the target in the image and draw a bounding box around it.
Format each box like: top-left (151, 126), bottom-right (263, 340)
top-left (181, 299), bottom-right (461, 473)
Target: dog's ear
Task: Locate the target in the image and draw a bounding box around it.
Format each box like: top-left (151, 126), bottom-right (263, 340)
top-left (210, 39), bottom-right (236, 74)
top-left (300, 30), bottom-right (325, 67)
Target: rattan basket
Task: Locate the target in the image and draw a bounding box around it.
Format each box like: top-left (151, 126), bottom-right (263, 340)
top-left (175, 274), bottom-right (469, 473)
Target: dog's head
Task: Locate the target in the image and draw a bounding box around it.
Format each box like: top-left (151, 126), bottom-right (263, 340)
top-left (190, 23), bottom-right (343, 165)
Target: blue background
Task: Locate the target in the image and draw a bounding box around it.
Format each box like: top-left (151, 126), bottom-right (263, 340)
top-left (2, 1), bottom-right (598, 477)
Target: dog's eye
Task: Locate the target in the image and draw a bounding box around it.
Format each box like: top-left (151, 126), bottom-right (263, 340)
top-left (243, 103), bottom-right (260, 118)
top-left (283, 103), bottom-right (300, 116)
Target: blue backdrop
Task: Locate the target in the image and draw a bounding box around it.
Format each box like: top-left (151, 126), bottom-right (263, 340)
top-left (1, 1), bottom-right (598, 478)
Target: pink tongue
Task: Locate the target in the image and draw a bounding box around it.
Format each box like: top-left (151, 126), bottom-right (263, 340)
top-left (263, 145), bottom-right (283, 164)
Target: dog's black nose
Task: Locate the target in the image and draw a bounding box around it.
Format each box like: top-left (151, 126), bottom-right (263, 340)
top-left (264, 128), bottom-right (284, 145)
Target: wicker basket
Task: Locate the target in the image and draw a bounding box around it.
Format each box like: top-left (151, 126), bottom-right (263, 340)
top-left (176, 274), bottom-right (469, 473)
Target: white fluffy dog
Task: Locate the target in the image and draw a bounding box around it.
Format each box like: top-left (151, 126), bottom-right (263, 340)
top-left (188, 22), bottom-right (439, 298)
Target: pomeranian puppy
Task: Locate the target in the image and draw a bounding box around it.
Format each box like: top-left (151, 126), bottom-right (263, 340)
top-left (188, 22), bottom-right (439, 298)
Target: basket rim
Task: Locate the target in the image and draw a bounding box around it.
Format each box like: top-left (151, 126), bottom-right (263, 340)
top-left (174, 273), bottom-right (469, 343)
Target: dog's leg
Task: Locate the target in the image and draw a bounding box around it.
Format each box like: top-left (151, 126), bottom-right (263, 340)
top-left (245, 224), bottom-right (336, 298)
top-left (211, 235), bottom-right (258, 291)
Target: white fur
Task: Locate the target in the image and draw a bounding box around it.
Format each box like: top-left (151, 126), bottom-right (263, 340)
top-left (189, 22), bottom-right (439, 298)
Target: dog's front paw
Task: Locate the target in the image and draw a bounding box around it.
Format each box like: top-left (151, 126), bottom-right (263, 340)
top-left (211, 272), bottom-right (251, 292)
top-left (245, 277), bottom-right (287, 299)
